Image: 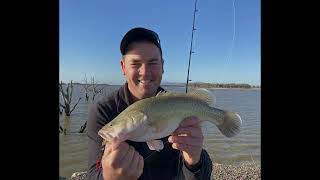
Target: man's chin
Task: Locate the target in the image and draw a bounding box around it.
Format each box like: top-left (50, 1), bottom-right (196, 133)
top-left (138, 82), bottom-right (154, 89)
top-left (138, 86), bottom-right (157, 98)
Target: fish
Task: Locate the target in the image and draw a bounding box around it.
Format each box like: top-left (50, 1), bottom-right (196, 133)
top-left (98, 88), bottom-right (242, 151)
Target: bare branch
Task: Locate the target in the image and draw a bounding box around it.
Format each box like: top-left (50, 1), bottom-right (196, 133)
top-left (98, 86), bottom-right (105, 93)
top-left (69, 80), bottom-right (73, 103)
top-left (66, 82), bottom-right (70, 98)
top-left (59, 81), bottom-right (63, 91)
top-left (70, 97), bottom-right (82, 114)
top-left (78, 121), bottom-right (87, 133)
top-left (59, 80), bottom-right (76, 116)
top-left (59, 125), bottom-right (64, 133)
top-left (59, 81), bottom-right (67, 104)
top-left (84, 74), bottom-right (87, 83)
top-left (59, 102), bottom-right (66, 108)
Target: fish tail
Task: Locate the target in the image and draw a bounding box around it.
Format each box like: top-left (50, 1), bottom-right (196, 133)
top-left (217, 112), bottom-right (242, 137)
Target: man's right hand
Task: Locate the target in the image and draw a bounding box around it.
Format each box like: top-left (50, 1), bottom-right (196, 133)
top-left (101, 141), bottom-right (144, 180)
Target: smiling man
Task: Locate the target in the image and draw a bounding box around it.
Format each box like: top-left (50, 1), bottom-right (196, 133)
top-left (120, 41), bottom-right (163, 101)
top-left (87, 27), bottom-right (213, 180)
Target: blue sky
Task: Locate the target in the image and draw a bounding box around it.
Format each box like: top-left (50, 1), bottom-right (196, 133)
top-left (60, 0), bottom-right (260, 86)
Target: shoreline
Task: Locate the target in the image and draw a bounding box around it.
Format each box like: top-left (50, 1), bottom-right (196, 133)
top-left (62, 162), bottom-right (261, 180)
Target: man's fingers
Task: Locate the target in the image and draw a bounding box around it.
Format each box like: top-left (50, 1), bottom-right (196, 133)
top-left (136, 155), bottom-right (144, 177)
top-left (127, 151), bottom-right (143, 177)
top-left (121, 145), bottom-right (136, 170)
top-left (126, 151), bottom-right (139, 176)
top-left (171, 142), bottom-right (199, 153)
top-left (106, 142), bottom-right (130, 168)
top-left (103, 144), bottom-right (112, 158)
top-left (179, 116), bottom-right (200, 128)
top-left (168, 136), bottom-right (203, 147)
top-left (172, 127), bottom-right (203, 138)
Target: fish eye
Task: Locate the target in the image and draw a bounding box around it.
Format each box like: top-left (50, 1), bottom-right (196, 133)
top-left (110, 124), bottom-right (112, 126)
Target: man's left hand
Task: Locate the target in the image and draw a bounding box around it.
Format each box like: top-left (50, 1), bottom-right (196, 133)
top-left (168, 116), bottom-right (204, 166)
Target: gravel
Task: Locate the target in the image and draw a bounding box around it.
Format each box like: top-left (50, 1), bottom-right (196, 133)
top-left (64, 162), bottom-right (261, 180)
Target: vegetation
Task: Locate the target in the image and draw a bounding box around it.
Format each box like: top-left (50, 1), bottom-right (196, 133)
top-left (82, 74), bottom-right (91, 102)
top-left (90, 77), bottom-right (105, 101)
top-left (60, 76), bottom-right (106, 134)
top-left (59, 80), bottom-right (82, 116)
top-left (189, 82), bottom-right (260, 89)
top-left (78, 122), bottom-right (87, 133)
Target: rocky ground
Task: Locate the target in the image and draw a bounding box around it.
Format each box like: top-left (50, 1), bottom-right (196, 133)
top-left (212, 162), bottom-right (261, 180)
top-left (61, 162), bottom-right (261, 180)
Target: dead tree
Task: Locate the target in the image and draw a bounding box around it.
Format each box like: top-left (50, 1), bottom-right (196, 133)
top-left (78, 121), bottom-right (87, 133)
top-left (91, 77), bottom-right (105, 101)
top-left (83, 74), bottom-right (91, 102)
top-left (59, 125), bottom-right (67, 135)
top-left (59, 80), bottom-right (82, 116)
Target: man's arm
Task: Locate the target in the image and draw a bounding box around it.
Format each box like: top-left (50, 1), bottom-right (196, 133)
top-left (87, 102), bottom-right (106, 180)
top-left (182, 149), bottom-right (213, 180)
top-left (169, 117), bottom-right (213, 180)
top-left (87, 100), bottom-right (144, 180)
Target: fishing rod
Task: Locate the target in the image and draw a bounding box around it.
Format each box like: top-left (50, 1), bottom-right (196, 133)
top-left (185, 0), bottom-right (198, 93)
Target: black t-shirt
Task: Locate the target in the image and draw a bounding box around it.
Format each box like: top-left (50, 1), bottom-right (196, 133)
top-left (87, 83), bottom-right (213, 180)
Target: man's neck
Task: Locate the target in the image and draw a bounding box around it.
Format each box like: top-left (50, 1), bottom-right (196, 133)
top-left (129, 93), bottom-right (140, 104)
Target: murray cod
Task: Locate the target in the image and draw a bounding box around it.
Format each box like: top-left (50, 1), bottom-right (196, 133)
top-left (98, 88), bottom-right (242, 151)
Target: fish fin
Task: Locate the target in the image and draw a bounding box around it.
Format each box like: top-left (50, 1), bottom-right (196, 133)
top-left (188, 88), bottom-right (215, 107)
top-left (156, 91), bottom-right (167, 97)
top-left (146, 140), bottom-right (164, 152)
top-left (155, 91), bottom-right (176, 97)
top-left (102, 139), bottom-right (107, 146)
top-left (217, 112), bottom-right (242, 137)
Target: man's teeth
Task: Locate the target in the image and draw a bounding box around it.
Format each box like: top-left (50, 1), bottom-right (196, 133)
top-left (138, 80), bottom-right (152, 84)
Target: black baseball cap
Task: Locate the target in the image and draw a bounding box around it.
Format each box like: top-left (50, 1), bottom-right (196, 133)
top-left (120, 27), bottom-right (162, 56)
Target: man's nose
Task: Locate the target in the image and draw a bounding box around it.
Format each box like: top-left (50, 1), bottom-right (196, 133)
top-left (139, 64), bottom-right (150, 75)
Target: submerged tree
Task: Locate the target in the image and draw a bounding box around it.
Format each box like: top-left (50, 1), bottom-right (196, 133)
top-left (78, 121), bottom-right (87, 133)
top-left (90, 77), bottom-right (104, 101)
top-left (83, 74), bottom-right (91, 102)
top-left (59, 80), bottom-right (82, 116)
top-left (59, 125), bottom-right (66, 135)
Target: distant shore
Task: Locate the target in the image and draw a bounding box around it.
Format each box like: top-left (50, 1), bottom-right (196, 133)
top-left (60, 82), bottom-right (260, 89)
top-left (208, 87), bottom-right (261, 90)
top-left (63, 162), bottom-right (261, 180)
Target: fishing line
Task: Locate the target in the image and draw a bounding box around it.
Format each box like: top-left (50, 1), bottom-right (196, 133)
top-left (143, 140), bottom-right (170, 161)
top-left (228, 0), bottom-right (236, 64)
top-left (143, 139), bottom-right (184, 178)
top-left (221, 0), bottom-right (237, 82)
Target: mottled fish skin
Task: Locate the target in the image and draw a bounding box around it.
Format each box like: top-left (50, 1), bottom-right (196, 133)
top-left (98, 88), bottom-right (242, 148)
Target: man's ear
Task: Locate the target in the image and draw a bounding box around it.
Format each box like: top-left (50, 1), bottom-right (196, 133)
top-left (120, 59), bottom-right (126, 75)
top-left (162, 59), bottom-right (164, 74)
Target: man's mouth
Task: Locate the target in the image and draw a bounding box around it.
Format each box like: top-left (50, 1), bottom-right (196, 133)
top-left (138, 80), bottom-right (152, 84)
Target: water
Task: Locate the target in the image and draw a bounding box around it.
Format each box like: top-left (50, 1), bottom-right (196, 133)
top-left (59, 85), bottom-right (260, 177)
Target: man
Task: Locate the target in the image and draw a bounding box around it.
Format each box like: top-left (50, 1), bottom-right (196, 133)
top-left (87, 27), bottom-right (213, 180)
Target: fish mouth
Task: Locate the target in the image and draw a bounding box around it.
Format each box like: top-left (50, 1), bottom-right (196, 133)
top-left (98, 131), bottom-right (113, 141)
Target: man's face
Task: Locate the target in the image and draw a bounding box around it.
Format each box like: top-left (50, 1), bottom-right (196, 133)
top-left (121, 42), bottom-right (163, 100)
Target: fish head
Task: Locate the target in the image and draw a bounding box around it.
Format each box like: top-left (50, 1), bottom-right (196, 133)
top-left (98, 111), bottom-right (147, 142)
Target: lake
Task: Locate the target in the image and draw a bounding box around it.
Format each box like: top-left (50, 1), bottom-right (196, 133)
top-left (59, 85), bottom-right (261, 177)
